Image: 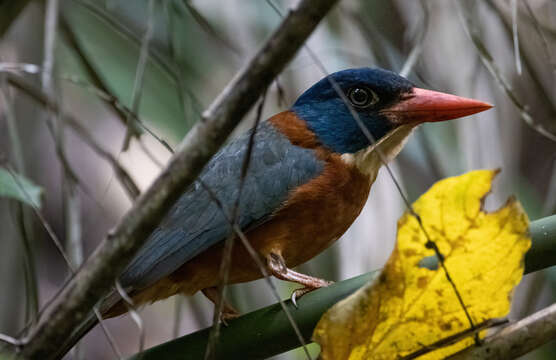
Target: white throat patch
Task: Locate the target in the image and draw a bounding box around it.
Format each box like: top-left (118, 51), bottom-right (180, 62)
top-left (341, 124), bottom-right (416, 178)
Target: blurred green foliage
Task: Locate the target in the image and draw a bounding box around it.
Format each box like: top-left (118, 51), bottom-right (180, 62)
top-left (0, 168), bottom-right (42, 208)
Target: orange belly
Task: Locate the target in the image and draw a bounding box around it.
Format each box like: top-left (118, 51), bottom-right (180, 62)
top-left (121, 149), bottom-right (372, 311)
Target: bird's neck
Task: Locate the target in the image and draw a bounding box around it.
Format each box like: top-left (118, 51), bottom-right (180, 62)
top-left (269, 111), bottom-right (415, 180)
top-left (268, 111), bottom-right (321, 148)
top-left (340, 124), bottom-right (416, 178)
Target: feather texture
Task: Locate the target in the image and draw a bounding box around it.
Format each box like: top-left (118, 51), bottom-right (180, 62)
top-left (120, 118), bottom-right (324, 289)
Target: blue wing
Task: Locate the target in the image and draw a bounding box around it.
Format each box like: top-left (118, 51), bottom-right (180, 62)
top-left (120, 120), bottom-right (324, 289)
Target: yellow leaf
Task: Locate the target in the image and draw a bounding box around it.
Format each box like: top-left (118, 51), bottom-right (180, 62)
top-left (313, 170), bottom-right (531, 360)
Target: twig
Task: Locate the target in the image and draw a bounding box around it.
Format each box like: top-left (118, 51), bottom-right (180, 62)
top-left (138, 139), bottom-right (165, 169)
top-left (122, 0), bottom-right (156, 150)
top-left (92, 307), bottom-right (123, 359)
top-left (401, 318), bottom-right (508, 360)
top-left (0, 332), bottom-right (22, 347)
top-left (177, 0), bottom-right (242, 56)
top-left (15, 2), bottom-right (339, 359)
top-left (543, 158), bottom-right (556, 216)
top-left (5, 73), bottom-right (141, 200)
top-left (521, 1), bottom-right (556, 79)
top-left (400, 0), bottom-right (429, 78)
top-left (43, 0), bottom-right (85, 303)
top-left (115, 281), bottom-right (145, 353)
top-left (4, 166), bottom-right (75, 274)
top-left (510, 0), bottom-right (522, 75)
top-left (456, 0), bottom-right (556, 142)
top-left (0, 78), bottom-right (39, 322)
top-left (483, 0), bottom-right (556, 116)
top-left (1, 164), bottom-right (124, 358)
top-left (0, 61), bottom-right (173, 155)
top-left (58, 74), bottom-right (175, 153)
top-left (172, 296), bottom-right (184, 338)
top-left (59, 16), bottom-right (141, 135)
top-left (448, 302), bottom-right (556, 360)
top-left (42, 0), bottom-right (59, 91)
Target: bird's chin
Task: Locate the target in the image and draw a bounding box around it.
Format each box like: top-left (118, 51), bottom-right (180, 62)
top-left (341, 124), bottom-right (416, 177)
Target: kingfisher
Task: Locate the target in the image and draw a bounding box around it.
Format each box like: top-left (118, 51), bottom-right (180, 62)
top-left (82, 68), bottom-right (492, 333)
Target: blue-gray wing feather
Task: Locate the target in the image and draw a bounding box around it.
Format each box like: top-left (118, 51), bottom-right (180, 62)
top-left (120, 121), bottom-right (324, 289)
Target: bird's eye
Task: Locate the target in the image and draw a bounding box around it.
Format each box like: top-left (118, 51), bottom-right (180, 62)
top-left (347, 87), bottom-right (379, 108)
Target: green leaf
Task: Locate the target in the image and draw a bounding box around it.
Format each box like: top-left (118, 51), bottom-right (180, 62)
top-left (0, 168), bottom-right (42, 208)
top-left (60, 1), bottom-right (196, 142)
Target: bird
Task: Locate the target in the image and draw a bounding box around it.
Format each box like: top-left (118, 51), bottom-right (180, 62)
top-left (62, 68), bottom-right (491, 352)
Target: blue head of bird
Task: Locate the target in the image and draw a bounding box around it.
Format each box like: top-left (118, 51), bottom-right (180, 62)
top-left (291, 68), bottom-right (491, 156)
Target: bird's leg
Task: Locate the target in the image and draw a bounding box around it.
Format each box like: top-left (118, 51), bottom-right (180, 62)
top-left (202, 287), bottom-right (240, 324)
top-left (267, 253), bottom-right (333, 307)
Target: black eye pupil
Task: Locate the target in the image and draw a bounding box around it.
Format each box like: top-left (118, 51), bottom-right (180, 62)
top-left (349, 87), bottom-right (377, 107)
top-left (351, 88), bottom-right (368, 104)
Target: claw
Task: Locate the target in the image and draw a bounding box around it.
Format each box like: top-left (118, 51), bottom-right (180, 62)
top-left (291, 291), bottom-right (298, 308)
top-left (221, 317), bottom-right (229, 327)
top-left (220, 309), bottom-right (240, 326)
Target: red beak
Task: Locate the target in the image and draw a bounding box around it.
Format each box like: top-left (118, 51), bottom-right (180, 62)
top-left (381, 88), bottom-right (493, 124)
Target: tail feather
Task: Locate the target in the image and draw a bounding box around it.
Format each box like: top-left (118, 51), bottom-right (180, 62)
top-left (52, 311), bottom-right (99, 360)
top-left (52, 290), bottom-right (126, 360)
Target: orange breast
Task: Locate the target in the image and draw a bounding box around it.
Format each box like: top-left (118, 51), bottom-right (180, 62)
top-left (121, 112), bottom-right (372, 311)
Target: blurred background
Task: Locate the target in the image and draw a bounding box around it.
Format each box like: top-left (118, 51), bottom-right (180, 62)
top-left (0, 0), bottom-right (555, 359)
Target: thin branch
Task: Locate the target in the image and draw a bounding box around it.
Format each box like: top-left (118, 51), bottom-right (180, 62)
top-left (543, 158), bottom-right (556, 216)
top-left (483, 0), bottom-right (556, 117)
top-left (137, 139), bottom-right (165, 169)
top-left (92, 307), bottom-right (123, 360)
top-left (14, 2), bottom-right (339, 359)
top-left (122, 0), bottom-right (156, 150)
top-left (172, 296), bottom-right (184, 338)
top-left (0, 164), bottom-right (124, 359)
top-left (510, 0), bottom-right (522, 75)
top-left (58, 74), bottom-right (175, 153)
top-left (115, 281), bottom-right (145, 353)
top-left (0, 78), bottom-right (39, 322)
top-left (448, 302), bottom-right (556, 360)
top-left (177, 0), bottom-right (242, 56)
top-left (0, 332), bottom-right (22, 347)
top-left (3, 165), bottom-right (74, 270)
top-left (456, 0), bottom-right (556, 142)
top-left (401, 318), bottom-right (508, 360)
top-left (521, 1), bottom-right (556, 79)
top-left (1, 61), bottom-right (172, 155)
top-left (42, 0), bottom-right (59, 91)
top-left (399, 0), bottom-right (429, 78)
top-left (59, 16), bottom-right (141, 135)
top-left (5, 73), bottom-right (141, 200)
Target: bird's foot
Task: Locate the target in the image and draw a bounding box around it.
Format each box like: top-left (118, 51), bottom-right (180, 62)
top-left (202, 287), bottom-right (240, 326)
top-left (220, 307), bottom-right (240, 326)
top-left (266, 252), bottom-right (333, 308)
